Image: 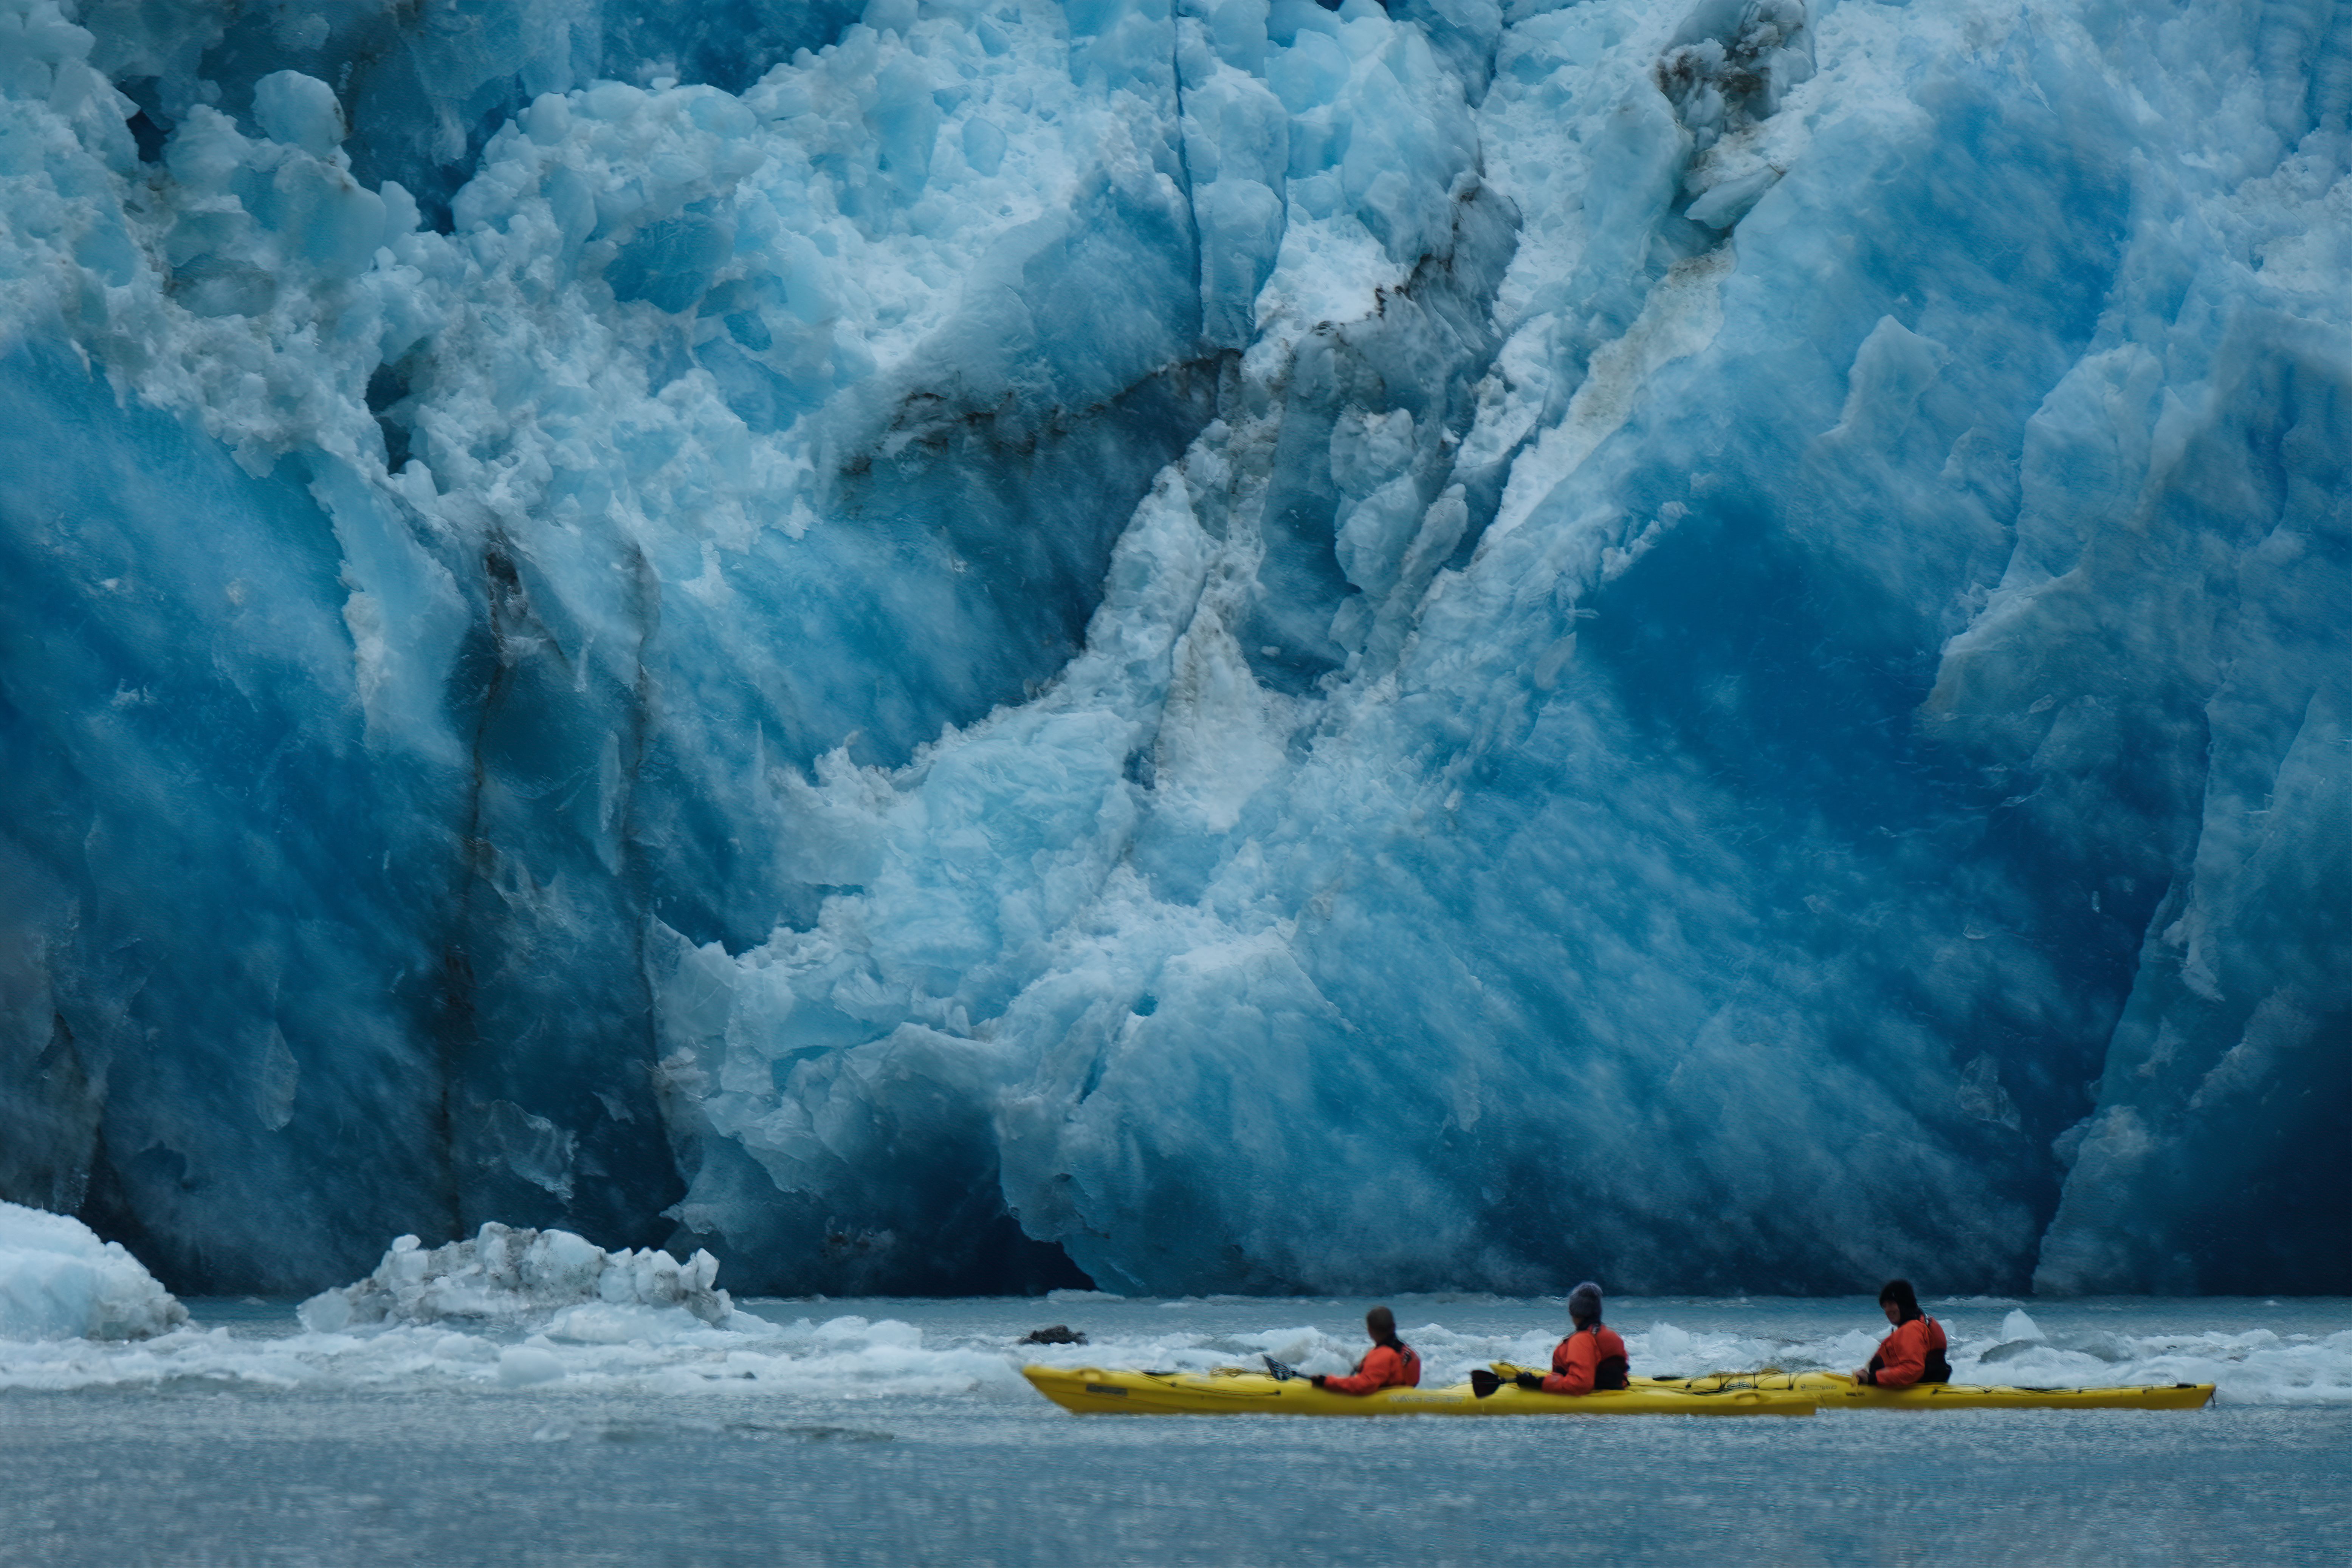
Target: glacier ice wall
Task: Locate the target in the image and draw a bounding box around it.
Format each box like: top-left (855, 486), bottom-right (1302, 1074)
top-left (0, 0), bottom-right (2344, 1294)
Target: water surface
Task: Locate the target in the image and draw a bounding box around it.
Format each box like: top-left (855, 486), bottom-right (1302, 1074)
top-left (3, 1295), bottom-right (2344, 1565)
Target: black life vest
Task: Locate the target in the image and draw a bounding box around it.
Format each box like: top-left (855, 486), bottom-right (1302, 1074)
top-left (1577, 1323), bottom-right (1630, 1390)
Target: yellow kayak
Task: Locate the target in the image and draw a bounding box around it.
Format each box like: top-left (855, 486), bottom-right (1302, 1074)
top-left (1021, 1364), bottom-right (1814, 1416)
top-left (1623, 1369), bottom-right (2216, 1411)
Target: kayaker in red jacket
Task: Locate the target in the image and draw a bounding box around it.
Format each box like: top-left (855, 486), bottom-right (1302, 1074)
top-left (1312, 1306), bottom-right (1422, 1394)
top-left (1853, 1278), bottom-right (1952, 1387)
top-left (1514, 1281), bottom-right (1630, 1394)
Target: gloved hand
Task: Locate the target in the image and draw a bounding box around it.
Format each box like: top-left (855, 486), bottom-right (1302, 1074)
top-left (1514, 1371), bottom-right (1545, 1390)
top-left (1309, 1374), bottom-right (1327, 1388)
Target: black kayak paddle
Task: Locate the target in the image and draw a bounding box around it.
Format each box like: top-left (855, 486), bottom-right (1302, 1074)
top-left (1471, 1367), bottom-right (1548, 1398)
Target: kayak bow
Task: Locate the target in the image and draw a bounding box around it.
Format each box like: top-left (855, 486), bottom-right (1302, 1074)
top-left (1627, 1368), bottom-right (2217, 1411)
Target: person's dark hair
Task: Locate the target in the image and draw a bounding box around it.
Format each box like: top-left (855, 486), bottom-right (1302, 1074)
top-left (1878, 1279), bottom-right (1921, 1321)
top-left (1365, 1305), bottom-right (1397, 1343)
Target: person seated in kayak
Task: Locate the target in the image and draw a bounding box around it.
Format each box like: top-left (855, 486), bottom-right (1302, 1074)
top-left (1514, 1281), bottom-right (1629, 1394)
top-left (1853, 1278), bottom-right (1952, 1387)
top-left (1311, 1306), bottom-right (1421, 1394)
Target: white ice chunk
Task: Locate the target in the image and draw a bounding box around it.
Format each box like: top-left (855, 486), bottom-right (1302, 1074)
top-left (0, 1201), bottom-right (187, 1342)
top-left (250, 70), bottom-right (345, 158)
top-left (297, 1223), bottom-right (733, 1332)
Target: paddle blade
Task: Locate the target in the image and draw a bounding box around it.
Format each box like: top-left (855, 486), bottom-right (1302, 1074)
top-left (1470, 1368), bottom-right (1500, 1399)
top-left (1263, 1356), bottom-right (1297, 1383)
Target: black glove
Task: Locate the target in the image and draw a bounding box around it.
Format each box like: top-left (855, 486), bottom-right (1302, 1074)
top-left (1514, 1371), bottom-right (1545, 1390)
top-left (1309, 1374), bottom-right (1327, 1388)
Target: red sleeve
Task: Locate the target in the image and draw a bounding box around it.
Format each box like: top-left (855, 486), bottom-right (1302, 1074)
top-left (1322, 1345), bottom-right (1400, 1396)
top-left (1542, 1336), bottom-right (1596, 1395)
top-left (1874, 1320), bottom-right (1927, 1388)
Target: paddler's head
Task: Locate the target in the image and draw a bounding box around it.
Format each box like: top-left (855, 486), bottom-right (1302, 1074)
top-left (1568, 1281), bottom-right (1604, 1329)
top-left (1878, 1278), bottom-right (1920, 1324)
top-left (1365, 1305), bottom-right (1397, 1346)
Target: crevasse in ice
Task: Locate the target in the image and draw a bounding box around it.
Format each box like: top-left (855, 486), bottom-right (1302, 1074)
top-left (0, 0), bottom-right (2344, 1296)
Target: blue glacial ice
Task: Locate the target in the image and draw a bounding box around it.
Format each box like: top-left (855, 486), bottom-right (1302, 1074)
top-left (0, 1199), bottom-right (185, 1339)
top-left (0, 0), bottom-right (2346, 1297)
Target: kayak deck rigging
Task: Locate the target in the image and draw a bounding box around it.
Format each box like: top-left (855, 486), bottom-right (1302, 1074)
top-left (1021, 1364), bottom-right (1813, 1416)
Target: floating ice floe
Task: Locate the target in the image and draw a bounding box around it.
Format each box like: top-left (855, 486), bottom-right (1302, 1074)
top-left (2, 1278), bottom-right (2348, 1404)
top-left (297, 1222), bottom-right (734, 1332)
top-left (0, 1200), bottom-right (187, 1341)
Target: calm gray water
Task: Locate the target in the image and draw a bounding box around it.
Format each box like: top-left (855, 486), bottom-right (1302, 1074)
top-left (2, 1294), bottom-right (2346, 1565)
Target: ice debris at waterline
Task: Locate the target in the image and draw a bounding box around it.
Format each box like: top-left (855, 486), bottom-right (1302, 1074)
top-left (298, 1223), bottom-right (734, 1332)
top-left (2, 1295), bottom-right (2348, 1405)
top-left (0, 1201), bottom-right (186, 1341)
top-left (2, 0), bottom-right (2349, 1298)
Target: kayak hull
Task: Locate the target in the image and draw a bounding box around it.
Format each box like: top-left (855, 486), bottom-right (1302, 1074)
top-left (1630, 1370), bottom-right (2217, 1411)
top-left (1021, 1365), bottom-right (1814, 1417)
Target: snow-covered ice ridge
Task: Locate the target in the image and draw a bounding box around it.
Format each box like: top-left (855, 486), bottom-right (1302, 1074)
top-left (0, 0), bottom-right (2344, 1297)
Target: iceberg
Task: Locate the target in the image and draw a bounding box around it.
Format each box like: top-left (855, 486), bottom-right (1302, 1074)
top-left (0, 0), bottom-right (2345, 1297)
top-left (0, 1199), bottom-right (186, 1340)
top-left (296, 1221), bottom-right (734, 1331)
